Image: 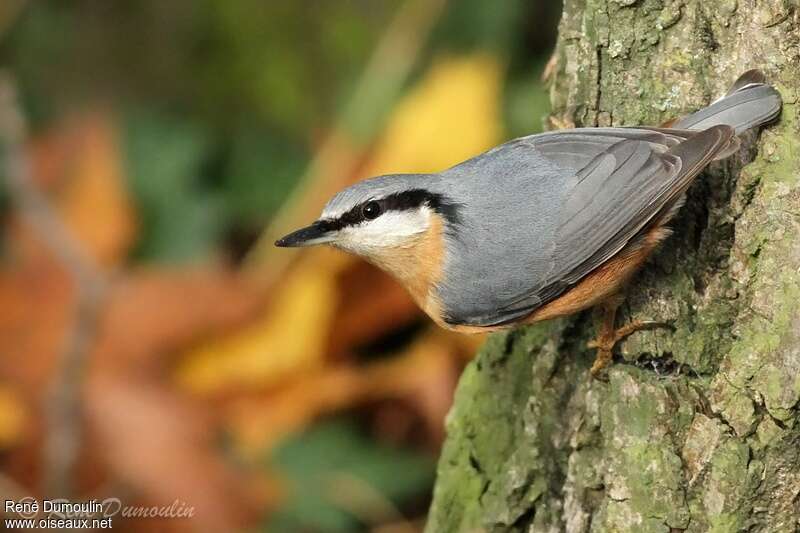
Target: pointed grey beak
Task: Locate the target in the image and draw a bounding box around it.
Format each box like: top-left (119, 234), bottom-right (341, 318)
top-left (275, 221), bottom-right (335, 247)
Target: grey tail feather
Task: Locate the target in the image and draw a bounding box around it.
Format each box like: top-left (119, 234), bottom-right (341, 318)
top-left (672, 69), bottom-right (782, 136)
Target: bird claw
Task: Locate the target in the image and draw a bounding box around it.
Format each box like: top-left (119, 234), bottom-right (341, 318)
top-left (588, 319), bottom-right (673, 377)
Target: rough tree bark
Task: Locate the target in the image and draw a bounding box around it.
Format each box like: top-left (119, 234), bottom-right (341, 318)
top-left (426, 1), bottom-right (800, 532)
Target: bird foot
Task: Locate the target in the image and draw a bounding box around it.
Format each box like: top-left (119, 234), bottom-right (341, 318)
top-left (588, 320), bottom-right (672, 377)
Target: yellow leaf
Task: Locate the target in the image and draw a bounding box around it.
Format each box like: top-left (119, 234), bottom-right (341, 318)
top-left (176, 249), bottom-right (350, 394)
top-left (225, 329), bottom-right (464, 456)
top-left (364, 53), bottom-right (504, 176)
top-left (0, 386), bottom-right (26, 449)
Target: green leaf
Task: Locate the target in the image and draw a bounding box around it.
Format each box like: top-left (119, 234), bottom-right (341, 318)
top-left (223, 129), bottom-right (304, 226)
top-left (124, 113), bottom-right (223, 263)
top-left (503, 61), bottom-right (552, 138)
top-left (265, 419), bottom-right (435, 533)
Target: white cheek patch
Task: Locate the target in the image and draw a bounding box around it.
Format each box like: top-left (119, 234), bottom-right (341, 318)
top-left (337, 207), bottom-right (432, 253)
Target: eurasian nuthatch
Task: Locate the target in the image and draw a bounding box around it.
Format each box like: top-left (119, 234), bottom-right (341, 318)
top-left (276, 70), bottom-right (781, 375)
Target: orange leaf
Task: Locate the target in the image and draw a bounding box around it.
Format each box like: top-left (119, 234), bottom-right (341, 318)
top-left (55, 113), bottom-right (138, 267)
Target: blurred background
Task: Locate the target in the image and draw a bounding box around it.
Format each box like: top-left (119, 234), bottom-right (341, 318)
top-left (0, 1), bottom-right (561, 531)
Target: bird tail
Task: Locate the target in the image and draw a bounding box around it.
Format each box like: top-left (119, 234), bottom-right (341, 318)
top-left (673, 70), bottom-right (782, 135)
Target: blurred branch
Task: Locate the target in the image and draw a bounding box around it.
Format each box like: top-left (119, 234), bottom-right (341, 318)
top-left (326, 473), bottom-right (419, 533)
top-left (242, 0), bottom-right (448, 280)
top-left (0, 72), bottom-right (108, 500)
top-left (0, 0), bottom-right (28, 42)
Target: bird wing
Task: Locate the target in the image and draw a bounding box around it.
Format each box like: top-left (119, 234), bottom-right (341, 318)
top-left (448, 125), bottom-right (732, 327)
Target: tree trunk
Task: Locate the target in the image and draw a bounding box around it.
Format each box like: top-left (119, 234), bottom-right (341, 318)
top-left (425, 1), bottom-right (800, 532)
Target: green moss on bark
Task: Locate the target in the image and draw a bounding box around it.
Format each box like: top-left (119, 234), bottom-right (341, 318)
top-left (427, 1), bottom-right (800, 531)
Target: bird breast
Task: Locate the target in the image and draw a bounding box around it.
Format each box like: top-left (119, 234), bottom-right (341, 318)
top-left (361, 212), bottom-right (447, 325)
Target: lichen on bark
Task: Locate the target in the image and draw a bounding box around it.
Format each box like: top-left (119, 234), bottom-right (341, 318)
top-left (426, 1), bottom-right (800, 532)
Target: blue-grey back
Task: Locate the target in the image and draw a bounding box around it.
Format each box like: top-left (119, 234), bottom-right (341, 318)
top-left (433, 139), bottom-right (567, 324)
top-left (430, 125), bottom-right (731, 326)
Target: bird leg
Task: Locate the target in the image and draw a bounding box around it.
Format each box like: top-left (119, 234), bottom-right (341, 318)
top-left (587, 295), bottom-right (671, 376)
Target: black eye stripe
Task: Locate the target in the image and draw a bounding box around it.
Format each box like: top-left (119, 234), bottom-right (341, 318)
top-left (323, 189), bottom-right (462, 231)
top-left (380, 189), bottom-right (431, 211)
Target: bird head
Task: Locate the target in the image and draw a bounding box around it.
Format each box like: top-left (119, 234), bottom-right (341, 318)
top-left (275, 174), bottom-right (459, 260)
top-left (275, 174), bottom-right (462, 313)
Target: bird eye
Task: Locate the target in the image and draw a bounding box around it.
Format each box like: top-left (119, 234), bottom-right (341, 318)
top-left (362, 201), bottom-right (382, 220)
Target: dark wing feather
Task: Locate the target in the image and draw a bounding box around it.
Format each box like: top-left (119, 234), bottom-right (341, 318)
top-left (483, 125), bottom-right (733, 325)
top-left (531, 127), bottom-right (690, 170)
